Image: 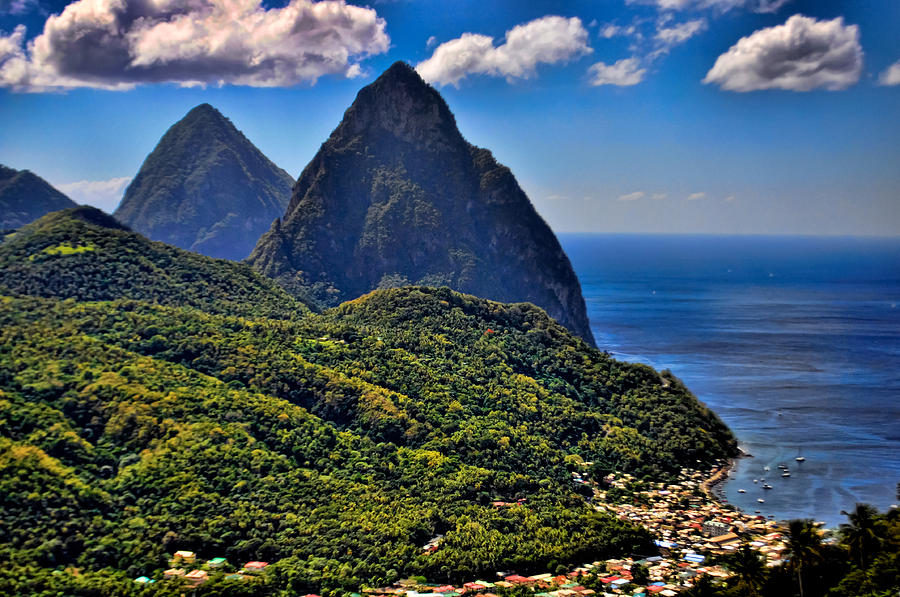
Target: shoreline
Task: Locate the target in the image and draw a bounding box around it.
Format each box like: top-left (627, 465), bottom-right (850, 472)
top-left (699, 458), bottom-right (735, 501)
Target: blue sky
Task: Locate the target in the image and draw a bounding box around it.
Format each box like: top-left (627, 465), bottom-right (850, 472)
top-left (0, 0), bottom-right (898, 235)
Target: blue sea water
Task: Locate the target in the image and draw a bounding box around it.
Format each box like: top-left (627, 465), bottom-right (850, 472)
top-left (559, 234), bottom-right (900, 528)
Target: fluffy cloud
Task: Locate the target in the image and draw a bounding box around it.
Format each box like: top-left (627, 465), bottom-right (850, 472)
top-left (587, 57), bottom-right (646, 87)
top-left (879, 60), bottom-right (900, 86)
top-left (416, 16), bottom-right (592, 87)
top-left (703, 15), bottom-right (862, 92)
top-left (618, 191), bottom-right (645, 201)
top-left (0, 0), bottom-right (389, 92)
top-left (631, 0), bottom-right (790, 13)
top-left (56, 176), bottom-right (131, 212)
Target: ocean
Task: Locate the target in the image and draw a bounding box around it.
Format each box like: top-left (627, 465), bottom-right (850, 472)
top-left (560, 234), bottom-right (900, 528)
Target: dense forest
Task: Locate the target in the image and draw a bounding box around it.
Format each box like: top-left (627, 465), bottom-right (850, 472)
top-left (0, 209), bottom-right (739, 595)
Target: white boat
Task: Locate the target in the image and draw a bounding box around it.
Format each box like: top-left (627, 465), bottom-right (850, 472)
top-left (764, 466), bottom-right (770, 472)
top-left (782, 472), bottom-right (790, 477)
top-left (758, 499), bottom-right (765, 503)
top-left (738, 489), bottom-right (746, 493)
top-left (753, 479), bottom-right (758, 483)
top-left (763, 484), bottom-right (773, 490)
top-left (796, 456), bottom-right (806, 462)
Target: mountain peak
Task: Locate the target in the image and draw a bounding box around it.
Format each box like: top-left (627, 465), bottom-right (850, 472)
top-left (332, 61), bottom-right (462, 152)
top-left (249, 63), bottom-right (596, 345)
top-left (113, 105), bottom-right (294, 261)
top-left (0, 164), bottom-right (77, 229)
top-left (182, 103), bottom-right (229, 126)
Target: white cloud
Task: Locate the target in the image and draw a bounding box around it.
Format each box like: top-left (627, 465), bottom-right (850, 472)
top-left (878, 60), bottom-right (900, 86)
top-left (655, 18), bottom-right (706, 47)
top-left (0, 0), bottom-right (38, 15)
top-left (0, 0), bottom-right (390, 92)
top-left (703, 15), bottom-right (862, 92)
top-left (629, 0), bottom-right (790, 13)
top-left (426, 35), bottom-right (437, 48)
top-left (416, 16), bottom-right (592, 87)
top-left (600, 23), bottom-right (638, 39)
top-left (588, 57), bottom-right (646, 87)
top-left (618, 191), bottom-right (645, 201)
top-left (652, 192), bottom-right (668, 199)
top-left (687, 192), bottom-right (707, 200)
top-left (724, 194), bottom-right (737, 202)
top-left (55, 176), bottom-right (131, 213)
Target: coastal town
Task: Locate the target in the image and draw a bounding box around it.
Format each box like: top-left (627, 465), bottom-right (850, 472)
top-left (138, 461), bottom-right (807, 595)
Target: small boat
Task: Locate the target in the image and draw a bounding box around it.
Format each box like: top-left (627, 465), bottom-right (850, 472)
top-left (778, 464), bottom-right (788, 470)
top-left (758, 499), bottom-right (765, 503)
top-left (782, 471), bottom-right (790, 477)
top-left (763, 484), bottom-right (773, 490)
top-left (738, 489), bottom-right (746, 493)
top-left (753, 479), bottom-right (758, 483)
top-left (764, 466), bottom-right (770, 472)
top-left (796, 456), bottom-right (806, 462)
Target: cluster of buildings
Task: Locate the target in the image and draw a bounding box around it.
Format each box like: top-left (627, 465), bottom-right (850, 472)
top-left (134, 464), bottom-right (792, 595)
top-left (596, 466), bottom-right (793, 576)
top-left (134, 550), bottom-right (270, 586)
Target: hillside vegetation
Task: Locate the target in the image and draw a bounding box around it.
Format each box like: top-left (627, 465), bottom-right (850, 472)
top-left (0, 210), bottom-right (736, 596)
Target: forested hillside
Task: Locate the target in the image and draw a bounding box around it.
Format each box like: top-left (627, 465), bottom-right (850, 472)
top-left (0, 210), bottom-right (736, 596)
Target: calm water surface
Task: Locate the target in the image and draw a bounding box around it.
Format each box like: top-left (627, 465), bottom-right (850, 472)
top-left (560, 234), bottom-right (900, 527)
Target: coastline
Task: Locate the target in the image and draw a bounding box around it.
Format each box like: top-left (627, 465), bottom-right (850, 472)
top-left (699, 459), bottom-right (735, 501)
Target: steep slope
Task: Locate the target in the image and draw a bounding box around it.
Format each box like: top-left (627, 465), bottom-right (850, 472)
top-left (0, 164), bottom-right (77, 229)
top-left (0, 206), bottom-right (305, 319)
top-left (248, 62), bottom-right (595, 345)
top-left (114, 104), bottom-right (294, 260)
top-left (0, 212), bottom-right (736, 594)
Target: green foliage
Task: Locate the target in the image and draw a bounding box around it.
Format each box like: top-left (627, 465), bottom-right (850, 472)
top-left (0, 207), bottom-right (308, 320)
top-left (0, 212), bottom-right (740, 595)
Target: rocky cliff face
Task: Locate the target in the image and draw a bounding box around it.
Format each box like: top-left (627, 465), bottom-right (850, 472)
top-left (0, 164), bottom-right (77, 229)
top-left (248, 62), bottom-right (595, 345)
top-left (114, 104), bottom-right (293, 261)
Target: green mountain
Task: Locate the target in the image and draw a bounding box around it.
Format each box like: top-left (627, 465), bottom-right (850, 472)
top-left (0, 164), bottom-right (77, 229)
top-left (248, 62), bottom-right (595, 345)
top-left (114, 104), bottom-right (294, 261)
top-left (0, 206), bottom-right (304, 319)
top-left (0, 210), bottom-right (735, 595)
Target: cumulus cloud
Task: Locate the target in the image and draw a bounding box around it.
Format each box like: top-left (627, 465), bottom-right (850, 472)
top-left (56, 176), bottom-right (131, 212)
top-left (588, 57), bottom-right (646, 87)
top-left (416, 16), bottom-right (592, 86)
top-left (703, 15), bottom-right (862, 92)
top-left (630, 0), bottom-right (790, 13)
top-left (687, 192), bottom-right (707, 200)
top-left (0, 0), bottom-right (390, 92)
top-left (618, 191), bottom-right (645, 201)
top-left (879, 60), bottom-right (900, 86)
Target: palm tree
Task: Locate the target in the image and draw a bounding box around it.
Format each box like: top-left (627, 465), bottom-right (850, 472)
top-left (725, 542), bottom-right (766, 596)
top-left (786, 519), bottom-right (823, 597)
top-left (682, 574), bottom-right (721, 597)
top-left (840, 503), bottom-right (882, 569)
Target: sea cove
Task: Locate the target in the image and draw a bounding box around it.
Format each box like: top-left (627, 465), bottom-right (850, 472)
top-left (563, 233), bottom-right (900, 527)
